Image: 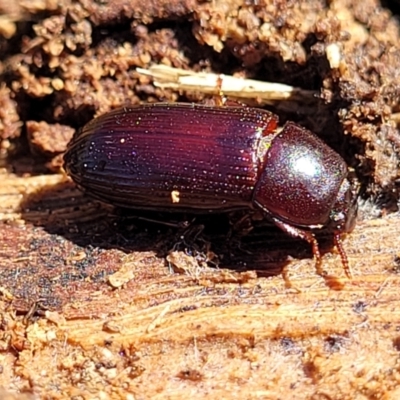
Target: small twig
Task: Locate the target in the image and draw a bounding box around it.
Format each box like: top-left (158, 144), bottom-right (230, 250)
top-left (137, 65), bottom-right (317, 104)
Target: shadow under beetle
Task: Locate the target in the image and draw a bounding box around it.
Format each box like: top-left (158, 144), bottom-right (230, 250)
top-left (64, 103), bottom-right (358, 277)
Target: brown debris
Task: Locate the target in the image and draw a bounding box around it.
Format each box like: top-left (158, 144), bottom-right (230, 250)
top-left (25, 121), bottom-right (75, 171)
top-left (0, 86), bottom-right (22, 140)
top-left (85, 0), bottom-right (198, 25)
top-left (26, 121), bottom-right (74, 156)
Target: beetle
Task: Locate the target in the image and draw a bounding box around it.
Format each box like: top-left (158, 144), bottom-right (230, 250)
top-left (63, 103), bottom-right (358, 277)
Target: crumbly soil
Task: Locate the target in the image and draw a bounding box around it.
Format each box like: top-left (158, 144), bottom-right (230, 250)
top-left (0, 0), bottom-right (400, 398)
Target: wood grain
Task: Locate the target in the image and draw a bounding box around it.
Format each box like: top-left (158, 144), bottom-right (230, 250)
top-left (0, 170), bottom-right (399, 398)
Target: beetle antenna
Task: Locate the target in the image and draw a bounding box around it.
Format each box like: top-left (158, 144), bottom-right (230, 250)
top-left (334, 233), bottom-right (352, 279)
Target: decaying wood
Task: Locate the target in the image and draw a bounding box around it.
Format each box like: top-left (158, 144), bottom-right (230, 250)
top-left (0, 170), bottom-right (399, 398)
top-left (1, 0), bottom-right (400, 397)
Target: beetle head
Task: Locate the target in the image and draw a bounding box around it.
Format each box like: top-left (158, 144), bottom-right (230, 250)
top-left (327, 178), bottom-right (358, 234)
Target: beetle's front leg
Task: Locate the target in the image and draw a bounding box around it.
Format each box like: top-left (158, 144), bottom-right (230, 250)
top-left (271, 217), bottom-right (323, 276)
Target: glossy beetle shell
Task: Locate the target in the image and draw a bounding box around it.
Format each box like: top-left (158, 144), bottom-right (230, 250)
top-left (64, 103), bottom-right (279, 212)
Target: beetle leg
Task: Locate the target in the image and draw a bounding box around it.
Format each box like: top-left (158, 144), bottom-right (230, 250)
top-left (271, 217), bottom-right (324, 276)
top-left (228, 211), bottom-right (254, 237)
top-left (215, 75), bottom-right (225, 106)
top-left (333, 233), bottom-right (352, 279)
top-left (215, 75), bottom-right (250, 108)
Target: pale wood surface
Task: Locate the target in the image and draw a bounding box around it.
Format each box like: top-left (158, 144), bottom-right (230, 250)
top-left (0, 170), bottom-right (399, 398)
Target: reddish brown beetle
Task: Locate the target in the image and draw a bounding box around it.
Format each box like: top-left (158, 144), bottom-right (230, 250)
top-left (64, 103), bottom-right (358, 276)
